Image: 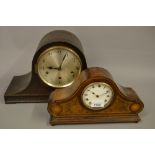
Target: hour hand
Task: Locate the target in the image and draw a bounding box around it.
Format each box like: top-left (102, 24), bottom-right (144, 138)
top-left (47, 66), bottom-right (58, 70)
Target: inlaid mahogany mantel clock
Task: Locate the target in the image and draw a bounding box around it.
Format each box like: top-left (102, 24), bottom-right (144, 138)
top-left (48, 67), bottom-right (144, 125)
top-left (4, 30), bottom-right (87, 104)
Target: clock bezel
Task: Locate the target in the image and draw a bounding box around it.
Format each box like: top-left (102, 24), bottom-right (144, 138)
top-left (81, 82), bottom-right (114, 110)
top-left (36, 45), bottom-right (82, 88)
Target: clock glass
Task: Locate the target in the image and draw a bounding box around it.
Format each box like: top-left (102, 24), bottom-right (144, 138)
top-left (37, 46), bottom-right (82, 88)
top-left (82, 82), bottom-right (114, 110)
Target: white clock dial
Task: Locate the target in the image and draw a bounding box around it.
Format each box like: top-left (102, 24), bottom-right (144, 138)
top-left (37, 46), bottom-right (81, 88)
top-left (82, 82), bottom-right (114, 110)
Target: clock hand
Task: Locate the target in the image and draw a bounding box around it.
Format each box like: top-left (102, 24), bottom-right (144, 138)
top-left (89, 90), bottom-right (100, 98)
top-left (47, 66), bottom-right (59, 70)
top-left (47, 54), bottom-right (67, 71)
top-left (99, 92), bottom-right (108, 96)
top-left (58, 54), bottom-right (67, 70)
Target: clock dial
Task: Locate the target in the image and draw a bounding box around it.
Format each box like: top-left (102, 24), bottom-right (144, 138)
top-left (82, 82), bottom-right (114, 110)
top-left (37, 46), bottom-right (82, 88)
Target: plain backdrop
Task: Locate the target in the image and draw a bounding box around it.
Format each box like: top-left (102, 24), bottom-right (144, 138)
top-left (0, 26), bottom-right (155, 129)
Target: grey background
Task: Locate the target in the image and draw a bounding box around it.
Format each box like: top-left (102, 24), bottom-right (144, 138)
top-left (0, 27), bottom-right (154, 129)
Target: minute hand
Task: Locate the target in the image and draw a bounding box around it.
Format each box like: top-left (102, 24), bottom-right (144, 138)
top-left (59, 54), bottom-right (67, 70)
top-left (99, 92), bottom-right (108, 96)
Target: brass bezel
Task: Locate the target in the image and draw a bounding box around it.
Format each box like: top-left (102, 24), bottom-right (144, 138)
top-left (81, 82), bottom-right (114, 110)
top-left (36, 46), bottom-right (82, 88)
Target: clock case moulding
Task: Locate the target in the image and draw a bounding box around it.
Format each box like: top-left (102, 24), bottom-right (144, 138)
top-left (4, 30), bottom-right (87, 104)
top-left (48, 67), bottom-right (144, 125)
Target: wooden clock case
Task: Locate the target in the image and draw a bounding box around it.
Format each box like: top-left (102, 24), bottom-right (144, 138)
top-left (48, 67), bottom-right (144, 125)
top-left (4, 30), bottom-right (87, 104)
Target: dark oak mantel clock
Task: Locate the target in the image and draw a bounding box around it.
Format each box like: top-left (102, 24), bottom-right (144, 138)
top-left (48, 67), bottom-right (144, 125)
top-left (4, 30), bottom-right (87, 104)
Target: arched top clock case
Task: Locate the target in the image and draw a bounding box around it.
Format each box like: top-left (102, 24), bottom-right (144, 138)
top-left (48, 67), bottom-right (144, 125)
top-left (4, 30), bottom-right (87, 104)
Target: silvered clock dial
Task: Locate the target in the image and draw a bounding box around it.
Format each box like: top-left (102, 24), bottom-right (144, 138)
top-left (37, 46), bottom-right (81, 88)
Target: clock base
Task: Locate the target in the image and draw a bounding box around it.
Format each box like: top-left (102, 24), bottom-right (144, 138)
top-left (4, 72), bottom-right (52, 104)
top-left (50, 114), bottom-right (140, 126)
